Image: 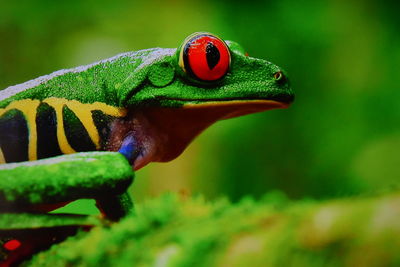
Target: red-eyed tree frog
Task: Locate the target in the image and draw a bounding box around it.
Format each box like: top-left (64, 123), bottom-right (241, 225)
top-left (0, 32), bottom-right (293, 264)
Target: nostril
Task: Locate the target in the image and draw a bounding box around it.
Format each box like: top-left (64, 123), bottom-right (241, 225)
top-left (273, 71), bottom-right (287, 86)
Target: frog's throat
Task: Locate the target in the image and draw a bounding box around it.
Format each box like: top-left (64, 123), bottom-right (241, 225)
top-left (108, 99), bottom-right (289, 170)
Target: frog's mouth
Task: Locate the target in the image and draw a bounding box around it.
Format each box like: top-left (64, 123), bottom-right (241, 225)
top-left (108, 99), bottom-right (290, 170)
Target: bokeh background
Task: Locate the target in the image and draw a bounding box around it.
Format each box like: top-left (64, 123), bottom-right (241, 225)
top-left (1, 0), bottom-right (399, 209)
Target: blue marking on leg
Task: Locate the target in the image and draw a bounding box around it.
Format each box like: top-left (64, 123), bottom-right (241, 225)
top-left (118, 134), bottom-right (139, 164)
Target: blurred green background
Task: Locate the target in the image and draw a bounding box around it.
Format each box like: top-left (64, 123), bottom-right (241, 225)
top-left (1, 0), bottom-right (399, 207)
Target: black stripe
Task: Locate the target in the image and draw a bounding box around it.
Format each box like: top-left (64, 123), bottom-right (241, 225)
top-left (0, 109), bottom-right (29, 162)
top-left (92, 110), bottom-right (116, 150)
top-left (183, 39), bottom-right (196, 79)
top-left (36, 102), bottom-right (62, 159)
top-left (63, 106), bottom-right (96, 152)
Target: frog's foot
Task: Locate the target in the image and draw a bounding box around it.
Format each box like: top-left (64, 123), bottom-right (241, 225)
top-left (0, 213), bottom-right (102, 266)
top-left (0, 152), bottom-right (134, 221)
top-left (118, 133), bottom-right (141, 165)
top-left (1, 231), bottom-right (75, 266)
top-left (96, 192), bottom-right (134, 221)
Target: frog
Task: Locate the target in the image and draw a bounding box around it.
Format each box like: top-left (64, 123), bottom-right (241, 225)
top-left (0, 32), bottom-right (293, 264)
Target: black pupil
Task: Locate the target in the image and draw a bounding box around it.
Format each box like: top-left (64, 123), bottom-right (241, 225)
top-left (206, 42), bottom-right (220, 70)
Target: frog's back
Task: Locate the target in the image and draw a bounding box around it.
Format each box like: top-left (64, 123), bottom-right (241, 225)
top-left (0, 50), bottom-right (148, 108)
top-left (0, 51), bottom-right (146, 164)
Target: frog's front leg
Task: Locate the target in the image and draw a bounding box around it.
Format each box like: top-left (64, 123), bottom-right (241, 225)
top-left (0, 152), bottom-right (134, 221)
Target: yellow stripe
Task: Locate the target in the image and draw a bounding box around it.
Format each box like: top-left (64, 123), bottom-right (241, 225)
top-left (0, 99), bottom-right (40, 160)
top-left (67, 101), bottom-right (100, 149)
top-left (43, 97), bottom-right (127, 152)
top-left (43, 98), bottom-right (76, 154)
top-left (0, 147), bottom-right (5, 164)
top-left (1, 98), bottom-right (127, 158)
top-left (182, 99), bottom-right (288, 109)
top-left (66, 100), bottom-right (127, 149)
top-left (86, 101), bottom-right (127, 117)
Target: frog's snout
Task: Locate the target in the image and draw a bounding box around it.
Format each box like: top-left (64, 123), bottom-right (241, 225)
top-left (272, 70), bottom-right (294, 104)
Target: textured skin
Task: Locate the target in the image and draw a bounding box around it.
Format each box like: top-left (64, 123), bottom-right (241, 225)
top-left (0, 32), bottom-right (293, 219)
top-left (0, 42), bottom-right (293, 109)
top-left (0, 152), bottom-right (133, 209)
top-left (0, 213), bottom-right (103, 230)
top-left (0, 32), bottom-right (294, 265)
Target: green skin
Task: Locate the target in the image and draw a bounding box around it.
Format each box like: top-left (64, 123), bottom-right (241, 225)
top-left (0, 32), bottom-right (293, 223)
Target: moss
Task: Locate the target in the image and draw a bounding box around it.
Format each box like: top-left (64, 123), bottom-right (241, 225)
top-left (25, 192), bottom-right (400, 267)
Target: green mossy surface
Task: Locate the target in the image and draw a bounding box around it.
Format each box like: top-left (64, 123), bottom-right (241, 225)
top-left (25, 191), bottom-right (400, 267)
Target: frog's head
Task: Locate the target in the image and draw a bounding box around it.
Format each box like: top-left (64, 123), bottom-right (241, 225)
top-left (114, 32), bottom-right (294, 170)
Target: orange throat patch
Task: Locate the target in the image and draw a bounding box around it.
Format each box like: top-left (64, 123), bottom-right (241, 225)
top-left (108, 100), bottom-right (289, 170)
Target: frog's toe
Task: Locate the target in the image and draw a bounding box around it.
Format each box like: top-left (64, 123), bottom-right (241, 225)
top-left (118, 133), bottom-right (140, 165)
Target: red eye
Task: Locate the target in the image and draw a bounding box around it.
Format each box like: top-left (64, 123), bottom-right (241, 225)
top-left (180, 33), bottom-right (230, 82)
